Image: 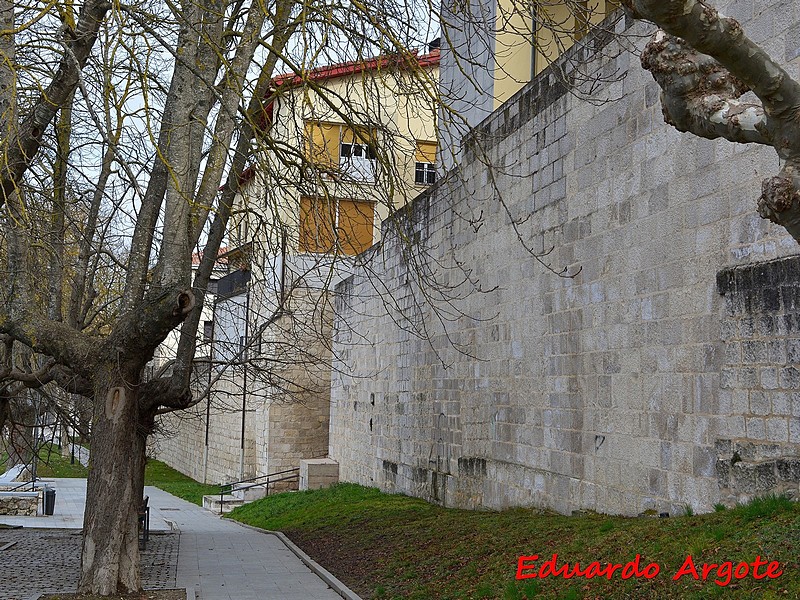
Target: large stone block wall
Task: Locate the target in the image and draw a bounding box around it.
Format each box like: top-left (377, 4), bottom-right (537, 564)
top-left (330, 1), bottom-right (800, 516)
top-left (153, 287), bottom-right (331, 486)
top-left (152, 375), bottom-right (257, 485)
top-left (255, 288), bottom-right (332, 488)
top-left (715, 257), bottom-right (800, 502)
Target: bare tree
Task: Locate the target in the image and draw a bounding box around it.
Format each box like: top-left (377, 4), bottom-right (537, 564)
top-left (0, 0), bottom-right (443, 594)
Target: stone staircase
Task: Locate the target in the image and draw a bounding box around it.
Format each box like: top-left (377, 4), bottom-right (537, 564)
top-left (201, 460), bottom-right (338, 514)
top-left (202, 482), bottom-right (269, 514)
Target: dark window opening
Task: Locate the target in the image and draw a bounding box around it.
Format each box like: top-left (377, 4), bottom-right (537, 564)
top-left (415, 162), bottom-right (436, 185)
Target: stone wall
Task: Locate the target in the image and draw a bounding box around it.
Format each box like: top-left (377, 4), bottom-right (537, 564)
top-left (715, 257), bottom-right (800, 502)
top-left (330, 1), bottom-right (800, 516)
top-left (152, 374), bottom-right (257, 485)
top-left (0, 492), bottom-right (39, 516)
top-left (254, 288), bottom-right (332, 489)
top-left (153, 286), bottom-right (331, 487)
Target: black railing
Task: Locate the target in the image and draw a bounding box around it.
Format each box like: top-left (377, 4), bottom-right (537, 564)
top-left (218, 467), bottom-right (299, 514)
top-left (6, 478), bottom-right (38, 492)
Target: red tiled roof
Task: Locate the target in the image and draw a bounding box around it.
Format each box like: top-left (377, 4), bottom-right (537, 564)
top-left (192, 247), bottom-right (228, 266)
top-left (271, 48), bottom-right (440, 88)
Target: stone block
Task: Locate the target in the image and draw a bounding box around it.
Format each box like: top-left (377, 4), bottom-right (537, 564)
top-left (300, 458), bottom-right (340, 491)
top-left (766, 418), bottom-right (789, 443)
top-left (777, 458), bottom-right (800, 482)
top-left (731, 462), bottom-right (778, 493)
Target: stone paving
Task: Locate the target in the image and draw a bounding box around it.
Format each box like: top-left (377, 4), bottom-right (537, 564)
top-left (0, 478), bottom-right (356, 600)
top-left (0, 529), bottom-right (179, 600)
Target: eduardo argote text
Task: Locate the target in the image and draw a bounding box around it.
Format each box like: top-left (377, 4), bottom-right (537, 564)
top-left (516, 554), bottom-right (783, 587)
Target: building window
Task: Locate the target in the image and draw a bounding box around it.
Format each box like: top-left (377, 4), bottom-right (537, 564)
top-left (203, 320), bottom-right (214, 341)
top-left (305, 121), bottom-right (377, 182)
top-left (415, 162), bottom-right (436, 185)
top-left (340, 140), bottom-right (377, 182)
top-left (299, 196), bottom-right (374, 255)
top-left (415, 141), bottom-right (437, 186)
top-left (207, 279), bottom-right (218, 295)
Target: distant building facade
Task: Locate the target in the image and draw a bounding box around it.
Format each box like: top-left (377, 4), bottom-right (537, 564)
top-left (153, 52), bottom-right (440, 487)
top-left (438, 0), bottom-right (620, 168)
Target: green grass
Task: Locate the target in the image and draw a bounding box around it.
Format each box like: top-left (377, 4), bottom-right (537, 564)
top-left (36, 445), bottom-right (90, 477)
top-left (143, 459), bottom-right (219, 506)
top-left (228, 483), bottom-right (800, 600)
top-left (0, 443), bottom-right (89, 478)
top-left (3, 447), bottom-right (216, 507)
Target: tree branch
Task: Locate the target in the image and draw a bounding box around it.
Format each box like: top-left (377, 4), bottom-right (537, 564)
top-left (0, 309), bottom-right (99, 378)
top-left (624, 0), bottom-right (800, 124)
top-left (641, 32), bottom-right (770, 145)
top-left (0, 0), bottom-right (111, 208)
top-left (626, 0), bottom-right (800, 242)
top-left (103, 285), bottom-right (195, 365)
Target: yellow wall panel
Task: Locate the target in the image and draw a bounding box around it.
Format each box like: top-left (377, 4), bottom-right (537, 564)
top-left (299, 196), bottom-right (336, 253)
top-left (415, 141), bottom-right (437, 163)
top-left (305, 122), bottom-right (340, 166)
top-left (338, 200), bottom-right (374, 255)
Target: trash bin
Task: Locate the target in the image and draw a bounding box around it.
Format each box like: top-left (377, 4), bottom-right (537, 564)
top-left (43, 488), bottom-right (56, 516)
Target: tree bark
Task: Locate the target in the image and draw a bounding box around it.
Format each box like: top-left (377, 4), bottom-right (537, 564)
top-left (0, 0), bottom-right (110, 208)
top-left (78, 365), bottom-right (145, 594)
top-left (624, 0), bottom-right (800, 241)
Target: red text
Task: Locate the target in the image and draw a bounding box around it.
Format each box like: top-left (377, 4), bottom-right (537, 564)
top-left (516, 553), bottom-right (660, 580)
top-left (672, 555), bottom-right (783, 587)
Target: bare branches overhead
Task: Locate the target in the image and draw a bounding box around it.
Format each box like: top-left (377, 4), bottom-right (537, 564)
top-left (623, 0), bottom-right (800, 241)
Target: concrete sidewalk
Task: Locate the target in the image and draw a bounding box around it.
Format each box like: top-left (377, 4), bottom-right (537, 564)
top-left (0, 478), bottom-right (185, 531)
top-left (150, 486), bottom-right (349, 600)
top-left (0, 478), bottom-right (358, 600)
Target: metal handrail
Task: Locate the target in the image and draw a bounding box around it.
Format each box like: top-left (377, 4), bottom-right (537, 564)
top-left (218, 467), bottom-right (300, 513)
top-left (6, 477), bottom-right (38, 492)
top-left (222, 466), bottom-right (299, 489)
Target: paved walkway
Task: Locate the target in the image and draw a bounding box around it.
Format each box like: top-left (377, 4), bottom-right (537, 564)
top-left (0, 478), bottom-right (353, 600)
top-left (0, 529), bottom-right (179, 600)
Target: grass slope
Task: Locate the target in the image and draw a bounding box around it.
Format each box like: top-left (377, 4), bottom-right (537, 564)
top-left (0, 444), bottom-right (89, 478)
top-left (229, 483), bottom-right (800, 600)
top-left (143, 460), bottom-right (219, 506)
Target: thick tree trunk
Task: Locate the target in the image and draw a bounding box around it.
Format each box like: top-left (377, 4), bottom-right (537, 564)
top-left (78, 366), bottom-right (145, 595)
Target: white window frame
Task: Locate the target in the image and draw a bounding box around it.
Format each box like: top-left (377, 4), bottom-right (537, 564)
top-left (339, 141), bottom-right (376, 182)
top-left (415, 161), bottom-right (436, 185)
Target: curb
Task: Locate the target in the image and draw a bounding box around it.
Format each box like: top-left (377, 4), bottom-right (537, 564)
top-left (232, 520), bottom-right (363, 600)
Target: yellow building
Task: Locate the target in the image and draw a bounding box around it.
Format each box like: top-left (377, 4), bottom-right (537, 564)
top-left (439, 0), bottom-right (619, 167)
top-left (232, 51), bottom-right (440, 261)
top-left (495, 0), bottom-right (621, 106)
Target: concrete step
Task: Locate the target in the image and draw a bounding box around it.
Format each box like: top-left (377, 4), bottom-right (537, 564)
top-left (202, 494), bottom-right (244, 514)
top-left (231, 483), bottom-right (268, 502)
